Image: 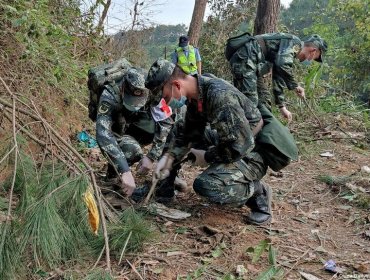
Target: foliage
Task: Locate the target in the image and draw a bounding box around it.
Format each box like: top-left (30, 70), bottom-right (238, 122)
top-left (108, 207), bottom-right (155, 255)
top-left (281, 0), bottom-right (370, 104)
top-left (246, 239), bottom-right (284, 280)
top-left (0, 144), bottom-right (96, 278)
top-left (110, 24), bottom-right (187, 68)
top-left (198, 0), bottom-right (257, 78)
top-left (0, 0), bottom-right (108, 133)
top-left (0, 223), bottom-right (22, 280)
top-left (82, 269), bottom-right (114, 280)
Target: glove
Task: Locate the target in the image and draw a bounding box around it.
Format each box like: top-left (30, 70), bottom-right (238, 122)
top-left (189, 148), bottom-right (208, 167)
top-left (136, 155), bottom-right (153, 175)
top-left (279, 106), bottom-right (292, 123)
top-left (120, 171), bottom-right (136, 197)
top-left (154, 154), bottom-right (174, 180)
top-left (295, 86), bottom-right (305, 99)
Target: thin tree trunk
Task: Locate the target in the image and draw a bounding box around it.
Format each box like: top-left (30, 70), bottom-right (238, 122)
top-left (96, 0), bottom-right (112, 34)
top-left (188, 0), bottom-right (207, 46)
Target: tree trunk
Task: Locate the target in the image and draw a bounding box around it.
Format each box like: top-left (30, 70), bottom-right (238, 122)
top-left (188, 0), bottom-right (207, 46)
top-left (253, 0), bottom-right (280, 109)
top-left (253, 0), bottom-right (280, 35)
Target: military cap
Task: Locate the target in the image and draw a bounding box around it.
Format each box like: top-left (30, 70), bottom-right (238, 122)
top-left (145, 59), bottom-right (175, 105)
top-left (179, 35), bottom-right (189, 47)
top-left (122, 67), bottom-right (148, 110)
top-left (305, 34), bottom-right (328, 62)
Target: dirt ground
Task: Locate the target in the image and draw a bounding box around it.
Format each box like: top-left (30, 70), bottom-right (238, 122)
top-left (97, 140), bottom-right (370, 280)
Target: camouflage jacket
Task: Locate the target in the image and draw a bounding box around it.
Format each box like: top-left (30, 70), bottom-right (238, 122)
top-left (169, 76), bottom-right (262, 163)
top-left (256, 33), bottom-right (303, 106)
top-left (96, 86), bottom-right (173, 173)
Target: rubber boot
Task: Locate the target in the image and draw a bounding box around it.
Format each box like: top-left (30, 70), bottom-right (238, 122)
top-left (245, 181), bottom-right (272, 225)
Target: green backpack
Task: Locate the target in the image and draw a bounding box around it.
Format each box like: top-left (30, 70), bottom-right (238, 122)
top-left (225, 32), bottom-right (252, 61)
top-left (87, 58), bottom-right (132, 121)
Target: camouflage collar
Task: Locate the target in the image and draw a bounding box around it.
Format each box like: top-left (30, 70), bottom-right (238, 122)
top-left (197, 74), bottom-right (204, 100)
top-left (197, 75), bottom-right (213, 100)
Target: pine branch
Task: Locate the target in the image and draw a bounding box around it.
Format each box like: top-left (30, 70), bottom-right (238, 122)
top-left (0, 76), bottom-right (111, 271)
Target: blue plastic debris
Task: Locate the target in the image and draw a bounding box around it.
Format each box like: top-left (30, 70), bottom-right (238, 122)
top-left (77, 131), bottom-right (97, 148)
top-left (324, 259), bottom-right (337, 273)
top-left (324, 259), bottom-right (345, 274)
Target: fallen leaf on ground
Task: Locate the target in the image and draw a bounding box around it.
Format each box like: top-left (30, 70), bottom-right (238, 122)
top-left (299, 271), bottom-right (323, 280)
top-left (320, 151), bottom-right (334, 158)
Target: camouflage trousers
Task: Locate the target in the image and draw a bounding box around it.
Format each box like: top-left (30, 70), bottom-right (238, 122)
top-left (106, 128), bottom-right (153, 178)
top-left (193, 152), bottom-right (267, 206)
top-left (161, 125), bottom-right (267, 206)
top-left (229, 39), bottom-right (272, 108)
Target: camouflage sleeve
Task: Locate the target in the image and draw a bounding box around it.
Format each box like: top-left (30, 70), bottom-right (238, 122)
top-left (168, 104), bottom-right (206, 162)
top-left (146, 117), bottom-right (173, 161)
top-left (167, 119), bottom-right (190, 162)
top-left (96, 89), bottom-right (130, 173)
top-left (274, 39), bottom-right (300, 91)
top-left (272, 74), bottom-right (286, 107)
top-left (204, 104), bottom-right (255, 164)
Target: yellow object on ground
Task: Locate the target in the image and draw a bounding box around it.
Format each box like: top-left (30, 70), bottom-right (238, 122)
top-left (83, 189), bottom-right (99, 235)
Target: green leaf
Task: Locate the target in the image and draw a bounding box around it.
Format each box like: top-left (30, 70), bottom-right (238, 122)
top-left (211, 246), bottom-right (223, 258)
top-left (268, 244), bottom-right (277, 266)
top-left (175, 227), bottom-right (188, 234)
top-left (4, 5), bottom-right (18, 13)
top-left (256, 266), bottom-right (283, 280)
top-left (252, 239), bottom-right (270, 263)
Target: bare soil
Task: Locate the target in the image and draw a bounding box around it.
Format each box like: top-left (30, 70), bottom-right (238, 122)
top-left (98, 140), bottom-right (370, 280)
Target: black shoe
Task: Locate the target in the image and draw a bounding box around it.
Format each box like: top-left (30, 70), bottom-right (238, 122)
top-left (131, 184), bottom-right (150, 203)
top-left (245, 182), bottom-right (272, 225)
top-left (131, 180), bottom-right (175, 204)
top-left (153, 179), bottom-right (175, 203)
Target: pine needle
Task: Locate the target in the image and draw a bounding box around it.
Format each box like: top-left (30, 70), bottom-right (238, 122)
top-left (0, 223), bottom-right (21, 279)
top-left (316, 174), bottom-right (353, 186)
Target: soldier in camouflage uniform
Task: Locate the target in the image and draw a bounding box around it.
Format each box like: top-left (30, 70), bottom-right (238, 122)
top-left (138, 59), bottom-right (283, 224)
top-left (96, 67), bottom-right (174, 196)
top-left (228, 33), bottom-right (328, 121)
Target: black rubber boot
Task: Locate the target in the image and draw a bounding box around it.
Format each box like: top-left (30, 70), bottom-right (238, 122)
top-left (245, 181), bottom-right (272, 225)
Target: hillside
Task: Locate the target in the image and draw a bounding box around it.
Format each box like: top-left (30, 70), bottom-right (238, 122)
top-left (0, 0), bottom-right (369, 279)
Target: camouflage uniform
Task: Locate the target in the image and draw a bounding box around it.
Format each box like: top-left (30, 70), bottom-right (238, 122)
top-left (162, 75), bottom-right (266, 206)
top-left (96, 70), bottom-right (173, 176)
top-left (229, 33), bottom-right (303, 108)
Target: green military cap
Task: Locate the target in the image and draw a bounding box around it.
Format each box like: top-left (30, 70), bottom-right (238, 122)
top-left (145, 58), bottom-right (175, 105)
top-left (122, 67), bottom-right (148, 111)
top-left (305, 34), bottom-right (328, 62)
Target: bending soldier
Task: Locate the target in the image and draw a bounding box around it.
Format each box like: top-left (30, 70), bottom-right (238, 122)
top-left (139, 59), bottom-right (298, 225)
top-left (227, 33), bottom-right (327, 121)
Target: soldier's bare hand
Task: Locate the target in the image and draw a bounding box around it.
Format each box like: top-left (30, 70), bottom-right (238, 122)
top-left (279, 107), bottom-right (293, 123)
top-left (295, 86), bottom-right (305, 99)
top-left (120, 171), bottom-right (136, 197)
top-left (136, 155), bottom-right (153, 175)
top-left (154, 154), bottom-right (174, 180)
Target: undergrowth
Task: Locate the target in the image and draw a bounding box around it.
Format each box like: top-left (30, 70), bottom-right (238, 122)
top-left (0, 143), bottom-right (156, 278)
